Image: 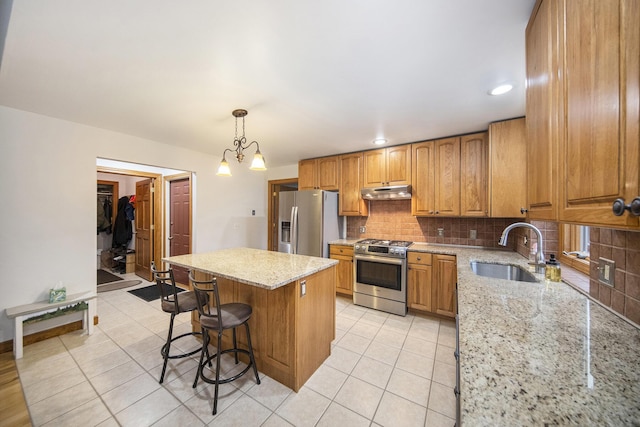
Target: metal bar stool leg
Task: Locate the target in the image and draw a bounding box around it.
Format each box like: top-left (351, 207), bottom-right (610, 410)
top-left (245, 322), bottom-right (261, 384)
top-left (159, 313), bottom-right (176, 384)
top-left (213, 331), bottom-right (223, 415)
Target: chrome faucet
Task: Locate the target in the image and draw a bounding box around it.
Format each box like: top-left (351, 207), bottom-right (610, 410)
top-left (498, 222), bottom-right (545, 272)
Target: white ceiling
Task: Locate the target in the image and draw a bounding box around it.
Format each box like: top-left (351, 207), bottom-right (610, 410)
top-left (0, 0), bottom-right (535, 168)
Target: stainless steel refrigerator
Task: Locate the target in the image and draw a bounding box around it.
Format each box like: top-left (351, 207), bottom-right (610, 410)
top-left (278, 190), bottom-right (343, 258)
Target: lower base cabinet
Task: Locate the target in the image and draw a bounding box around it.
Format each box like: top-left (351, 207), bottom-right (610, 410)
top-left (330, 245), bottom-right (354, 296)
top-left (408, 252), bottom-right (433, 311)
top-left (408, 252), bottom-right (457, 318)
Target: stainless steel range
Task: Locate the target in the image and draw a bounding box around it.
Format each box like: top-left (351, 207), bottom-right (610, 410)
top-left (353, 239), bottom-right (413, 316)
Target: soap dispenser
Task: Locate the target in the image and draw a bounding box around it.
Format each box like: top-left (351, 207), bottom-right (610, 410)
top-left (545, 254), bottom-right (561, 282)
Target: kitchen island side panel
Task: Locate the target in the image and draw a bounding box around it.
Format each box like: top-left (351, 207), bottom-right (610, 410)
top-left (190, 265), bottom-right (336, 392)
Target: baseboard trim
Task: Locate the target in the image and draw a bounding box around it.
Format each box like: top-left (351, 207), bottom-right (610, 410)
top-left (0, 321), bottom-right (84, 355)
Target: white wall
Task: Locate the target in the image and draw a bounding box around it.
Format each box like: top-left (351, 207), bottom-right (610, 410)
top-left (0, 105), bottom-right (283, 342)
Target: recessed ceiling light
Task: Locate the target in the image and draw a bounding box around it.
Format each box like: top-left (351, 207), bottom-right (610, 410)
top-left (373, 138), bottom-right (387, 145)
top-left (489, 84), bottom-right (514, 96)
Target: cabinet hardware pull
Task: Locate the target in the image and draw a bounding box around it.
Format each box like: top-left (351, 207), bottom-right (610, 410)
top-left (520, 207), bottom-right (528, 214)
top-left (612, 197), bottom-right (640, 217)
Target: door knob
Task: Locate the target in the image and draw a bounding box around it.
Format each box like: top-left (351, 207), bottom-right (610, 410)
top-left (612, 198), bottom-right (640, 217)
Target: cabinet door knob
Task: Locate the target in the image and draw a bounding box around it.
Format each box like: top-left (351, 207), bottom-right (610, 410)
top-left (520, 207), bottom-right (528, 214)
top-left (435, 211), bottom-right (440, 215)
top-left (613, 198), bottom-right (640, 216)
top-left (417, 257), bottom-right (421, 261)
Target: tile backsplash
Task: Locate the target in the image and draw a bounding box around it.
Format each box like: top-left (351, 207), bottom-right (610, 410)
top-left (589, 228), bottom-right (640, 325)
top-left (346, 200), bottom-right (521, 249)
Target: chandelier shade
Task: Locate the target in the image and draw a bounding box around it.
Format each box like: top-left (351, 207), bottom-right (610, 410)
top-left (216, 109), bottom-right (267, 176)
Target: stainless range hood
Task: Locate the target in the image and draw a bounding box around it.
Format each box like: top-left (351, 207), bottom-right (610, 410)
top-left (361, 185), bottom-right (412, 200)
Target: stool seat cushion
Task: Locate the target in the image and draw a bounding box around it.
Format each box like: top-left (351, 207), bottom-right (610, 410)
top-left (161, 290), bottom-right (199, 314)
top-left (200, 303), bottom-right (252, 331)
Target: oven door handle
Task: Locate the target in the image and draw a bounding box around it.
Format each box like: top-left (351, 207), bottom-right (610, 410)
top-left (354, 254), bottom-right (405, 266)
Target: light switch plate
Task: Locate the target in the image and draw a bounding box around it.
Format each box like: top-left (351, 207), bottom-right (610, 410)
top-left (598, 257), bottom-right (615, 287)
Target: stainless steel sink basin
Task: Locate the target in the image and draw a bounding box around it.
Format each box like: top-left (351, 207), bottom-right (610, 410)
top-left (470, 261), bottom-right (538, 283)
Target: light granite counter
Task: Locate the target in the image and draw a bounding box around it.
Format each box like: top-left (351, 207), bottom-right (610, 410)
top-left (410, 243), bottom-right (640, 425)
top-left (163, 247), bottom-right (337, 290)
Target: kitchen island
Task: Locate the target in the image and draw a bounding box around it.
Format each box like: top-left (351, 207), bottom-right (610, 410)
top-left (163, 248), bottom-right (337, 391)
top-left (409, 243), bottom-right (640, 426)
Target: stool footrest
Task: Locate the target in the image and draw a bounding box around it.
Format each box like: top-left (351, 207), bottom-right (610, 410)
top-left (198, 348), bottom-right (257, 385)
top-left (161, 331), bottom-right (202, 360)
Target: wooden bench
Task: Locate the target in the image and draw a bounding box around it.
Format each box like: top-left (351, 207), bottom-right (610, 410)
top-left (5, 291), bottom-right (97, 359)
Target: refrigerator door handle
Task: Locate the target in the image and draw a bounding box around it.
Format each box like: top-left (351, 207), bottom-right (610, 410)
top-left (291, 206), bottom-right (298, 254)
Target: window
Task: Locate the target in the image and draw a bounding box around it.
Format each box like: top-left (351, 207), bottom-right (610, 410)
top-left (560, 224), bottom-right (590, 274)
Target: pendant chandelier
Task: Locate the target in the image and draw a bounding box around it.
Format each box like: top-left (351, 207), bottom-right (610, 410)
top-left (216, 109), bottom-right (266, 176)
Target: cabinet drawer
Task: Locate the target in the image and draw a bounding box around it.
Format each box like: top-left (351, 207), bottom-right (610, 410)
top-left (407, 252), bottom-right (432, 265)
top-left (330, 245), bottom-right (354, 257)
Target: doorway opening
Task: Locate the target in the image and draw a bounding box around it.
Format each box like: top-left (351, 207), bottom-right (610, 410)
top-left (97, 159), bottom-right (192, 284)
top-left (267, 178), bottom-right (298, 252)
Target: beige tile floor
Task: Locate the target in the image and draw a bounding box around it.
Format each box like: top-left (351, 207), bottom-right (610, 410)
top-left (17, 273), bottom-right (456, 426)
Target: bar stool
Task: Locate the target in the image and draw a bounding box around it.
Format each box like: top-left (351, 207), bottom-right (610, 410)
top-left (151, 262), bottom-right (203, 384)
top-left (190, 272), bottom-right (261, 415)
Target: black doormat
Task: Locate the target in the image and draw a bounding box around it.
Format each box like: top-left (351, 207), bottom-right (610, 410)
top-left (97, 269), bottom-right (124, 285)
top-left (127, 283), bottom-right (185, 302)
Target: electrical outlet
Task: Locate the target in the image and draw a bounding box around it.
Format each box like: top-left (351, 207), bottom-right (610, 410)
top-left (437, 228), bottom-right (444, 237)
top-left (469, 229), bottom-right (477, 239)
top-left (359, 226), bottom-right (366, 233)
top-left (598, 257), bottom-right (615, 286)
top-left (251, 209), bottom-right (255, 216)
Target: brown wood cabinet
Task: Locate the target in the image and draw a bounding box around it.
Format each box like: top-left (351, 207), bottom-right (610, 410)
top-left (407, 252), bottom-right (456, 318)
top-left (558, 0), bottom-right (639, 228)
top-left (330, 245), bottom-right (354, 296)
top-left (411, 141), bottom-right (436, 216)
top-left (489, 118), bottom-right (527, 218)
top-left (525, 0), bottom-right (562, 221)
top-left (526, 0), bottom-right (639, 228)
top-left (362, 145), bottom-right (411, 187)
top-left (434, 138), bottom-right (461, 216)
top-left (407, 252), bottom-right (433, 312)
top-left (460, 132), bottom-right (488, 217)
top-left (339, 153), bottom-right (369, 216)
top-left (412, 138), bottom-right (461, 216)
top-left (298, 156), bottom-right (340, 191)
top-left (433, 254), bottom-right (457, 318)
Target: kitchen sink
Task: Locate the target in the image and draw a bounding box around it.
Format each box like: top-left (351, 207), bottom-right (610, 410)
top-left (470, 261), bottom-right (538, 283)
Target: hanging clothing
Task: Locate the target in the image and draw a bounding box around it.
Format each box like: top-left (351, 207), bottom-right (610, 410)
top-left (112, 196), bottom-right (133, 248)
top-left (97, 199), bottom-right (111, 234)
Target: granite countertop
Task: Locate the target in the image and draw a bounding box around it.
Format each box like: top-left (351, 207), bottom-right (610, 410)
top-left (329, 240), bottom-right (640, 423)
top-left (163, 248), bottom-right (337, 290)
top-left (409, 243), bottom-right (640, 425)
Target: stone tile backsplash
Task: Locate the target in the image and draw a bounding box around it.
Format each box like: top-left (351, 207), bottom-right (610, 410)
top-left (346, 200), bottom-right (521, 249)
top-left (590, 228), bottom-right (640, 325)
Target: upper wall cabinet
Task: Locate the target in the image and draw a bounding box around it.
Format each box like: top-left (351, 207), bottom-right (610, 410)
top-left (298, 156), bottom-right (340, 191)
top-left (460, 133), bottom-right (488, 217)
top-left (489, 118), bottom-right (527, 218)
top-left (339, 153), bottom-right (369, 216)
top-left (526, 0), bottom-right (639, 228)
top-left (362, 145), bottom-right (412, 187)
top-left (412, 137), bottom-right (461, 216)
top-left (525, 0), bottom-right (562, 221)
top-left (558, 0), bottom-right (639, 228)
